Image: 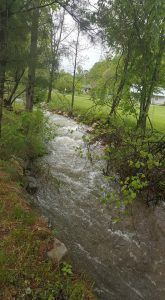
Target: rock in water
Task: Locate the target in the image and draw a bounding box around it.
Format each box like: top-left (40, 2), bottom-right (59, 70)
top-left (47, 238), bottom-right (68, 263)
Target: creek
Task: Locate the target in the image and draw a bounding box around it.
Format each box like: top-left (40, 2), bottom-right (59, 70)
top-left (34, 112), bottom-right (165, 300)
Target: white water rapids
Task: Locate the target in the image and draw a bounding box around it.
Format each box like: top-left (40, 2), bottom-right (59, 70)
top-left (33, 112), bottom-right (165, 300)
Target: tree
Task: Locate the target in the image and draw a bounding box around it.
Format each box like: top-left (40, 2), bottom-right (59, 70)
top-left (47, 9), bottom-right (65, 103)
top-left (132, 1), bottom-right (165, 129)
top-left (0, 1), bottom-right (10, 136)
top-left (71, 24), bottom-right (80, 113)
top-left (0, 0), bottom-right (93, 125)
top-left (87, 59), bottom-right (117, 102)
top-left (5, 69), bottom-right (25, 108)
top-left (96, 0), bottom-right (165, 130)
top-left (4, 8), bottom-right (29, 107)
top-left (56, 72), bottom-right (73, 93)
top-left (26, 1), bottom-right (40, 112)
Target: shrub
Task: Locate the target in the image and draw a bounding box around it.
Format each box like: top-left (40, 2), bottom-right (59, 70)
top-left (93, 123), bottom-right (165, 207)
top-left (48, 91), bottom-right (71, 112)
top-left (0, 109), bottom-right (55, 160)
top-left (34, 87), bottom-right (47, 103)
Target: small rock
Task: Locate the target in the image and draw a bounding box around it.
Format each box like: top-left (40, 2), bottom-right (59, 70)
top-left (87, 127), bottom-right (93, 133)
top-left (24, 168), bottom-right (31, 176)
top-left (92, 122), bottom-right (98, 128)
top-left (25, 287), bottom-right (32, 295)
top-left (47, 238), bottom-right (68, 263)
top-left (26, 176), bottom-right (38, 195)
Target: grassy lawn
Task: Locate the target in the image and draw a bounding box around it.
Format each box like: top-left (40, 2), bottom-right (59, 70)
top-left (49, 92), bottom-right (165, 131)
top-left (149, 105), bottom-right (165, 132)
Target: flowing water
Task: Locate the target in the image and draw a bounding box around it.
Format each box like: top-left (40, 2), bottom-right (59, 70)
top-left (34, 112), bottom-right (165, 300)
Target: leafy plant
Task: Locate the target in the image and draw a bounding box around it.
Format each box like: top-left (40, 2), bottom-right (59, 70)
top-left (92, 122), bottom-right (165, 208)
top-left (61, 262), bottom-right (73, 276)
top-left (0, 109), bottom-right (55, 160)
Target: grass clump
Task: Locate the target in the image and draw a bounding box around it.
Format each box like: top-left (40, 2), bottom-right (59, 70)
top-left (0, 171), bottom-right (94, 300)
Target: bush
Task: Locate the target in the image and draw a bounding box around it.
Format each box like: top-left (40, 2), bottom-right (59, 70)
top-left (93, 123), bottom-right (165, 207)
top-left (34, 87), bottom-right (47, 103)
top-left (48, 92), bottom-right (71, 112)
top-left (0, 109), bottom-right (55, 160)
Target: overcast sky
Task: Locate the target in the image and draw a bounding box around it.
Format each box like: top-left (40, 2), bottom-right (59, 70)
top-left (61, 36), bottom-right (105, 72)
top-left (61, 42), bottom-right (104, 72)
top-left (59, 2), bottom-right (106, 73)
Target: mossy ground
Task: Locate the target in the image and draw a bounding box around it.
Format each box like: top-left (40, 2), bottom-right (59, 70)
top-left (0, 168), bottom-right (94, 300)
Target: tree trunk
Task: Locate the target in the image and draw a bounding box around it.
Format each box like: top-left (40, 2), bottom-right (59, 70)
top-left (26, 2), bottom-right (40, 112)
top-left (0, 64), bottom-right (6, 138)
top-left (47, 60), bottom-right (58, 103)
top-left (137, 27), bottom-right (165, 130)
top-left (47, 70), bottom-right (54, 103)
top-left (47, 10), bottom-right (65, 103)
top-left (0, 4), bottom-right (7, 137)
top-left (71, 26), bottom-right (80, 113)
top-left (5, 69), bottom-right (25, 108)
top-left (137, 110), bottom-right (147, 131)
top-left (109, 45), bottom-right (131, 116)
top-left (11, 89), bottom-right (26, 105)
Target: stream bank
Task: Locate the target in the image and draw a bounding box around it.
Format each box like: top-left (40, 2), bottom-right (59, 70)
top-left (33, 112), bottom-right (165, 300)
top-left (0, 164), bottom-right (95, 300)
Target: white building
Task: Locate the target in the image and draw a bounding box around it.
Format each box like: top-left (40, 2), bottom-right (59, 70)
top-left (130, 86), bottom-right (165, 106)
top-left (151, 89), bottom-right (165, 105)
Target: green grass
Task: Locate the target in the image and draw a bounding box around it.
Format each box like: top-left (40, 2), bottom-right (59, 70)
top-left (49, 92), bottom-right (165, 131)
top-left (149, 105), bottom-right (165, 131)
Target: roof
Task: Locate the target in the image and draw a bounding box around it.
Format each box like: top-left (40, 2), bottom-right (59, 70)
top-left (130, 86), bottom-right (165, 97)
top-left (82, 84), bottom-right (92, 89)
top-left (153, 89), bottom-right (165, 97)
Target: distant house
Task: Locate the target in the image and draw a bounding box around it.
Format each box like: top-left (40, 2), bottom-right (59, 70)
top-left (151, 89), bottom-right (165, 105)
top-left (130, 86), bottom-right (165, 106)
top-left (82, 84), bottom-right (92, 94)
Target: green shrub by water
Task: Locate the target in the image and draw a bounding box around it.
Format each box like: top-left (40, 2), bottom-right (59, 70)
top-left (0, 109), bottom-right (55, 160)
top-left (48, 91), bottom-right (71, 112)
